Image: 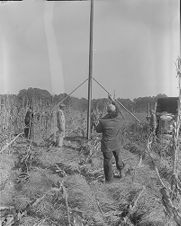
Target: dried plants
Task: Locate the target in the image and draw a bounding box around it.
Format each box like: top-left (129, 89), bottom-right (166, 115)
top-left (1, 65), bottom-right (181, 225)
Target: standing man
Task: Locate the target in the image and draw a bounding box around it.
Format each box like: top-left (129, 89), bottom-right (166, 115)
top-left (150, 109), bottom-right (158, 136)
top-left (54, 103), bottom-right (66, 147)
top-left (95, 95), bottom-right (125, 183)
top-left (24, 106), bottom-right (34, 139)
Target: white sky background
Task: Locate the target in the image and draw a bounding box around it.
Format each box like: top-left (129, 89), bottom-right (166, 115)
top-left (0, 0), bottom-right (179, 99)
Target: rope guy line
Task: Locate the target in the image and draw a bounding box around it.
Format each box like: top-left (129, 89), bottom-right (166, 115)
top-left (52, 78), bottom-right (88, 111)
top-left (93, 77), bottom-right (140, 123)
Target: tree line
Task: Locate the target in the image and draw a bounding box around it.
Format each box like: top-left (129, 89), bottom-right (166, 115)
top-left (0, 88), bottom-right (167, 113)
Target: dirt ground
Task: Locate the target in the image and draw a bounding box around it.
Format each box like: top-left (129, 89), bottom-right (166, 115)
top-left (0, 122), bottom-right (180, 226)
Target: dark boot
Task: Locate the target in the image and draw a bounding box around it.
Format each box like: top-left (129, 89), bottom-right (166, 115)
top-left (24, 127), bottom-right (29, 139)
top-left (120, 167), bottom-right (126, 178)
top-left (113, 150), bottom-right (125, 178)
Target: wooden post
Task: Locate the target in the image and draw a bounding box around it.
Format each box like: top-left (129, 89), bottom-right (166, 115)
top-left (87, 0), bottom-right (94, 139)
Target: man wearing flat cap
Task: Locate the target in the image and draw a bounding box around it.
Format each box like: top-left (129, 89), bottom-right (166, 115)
top-left (54, 103), bottom-right (66, 147)
top-left (95, 95), bottom-right (125, 183)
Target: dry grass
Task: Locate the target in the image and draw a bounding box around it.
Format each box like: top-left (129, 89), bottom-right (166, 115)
top-left (1, 96), bottom-right (181, 226)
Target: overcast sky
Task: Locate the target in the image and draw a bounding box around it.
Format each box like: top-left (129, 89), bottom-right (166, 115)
top-left (0, 0), bottom-right (179, 99)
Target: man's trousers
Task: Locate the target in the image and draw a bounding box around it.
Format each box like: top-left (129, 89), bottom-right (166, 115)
top-left (24, 126), bottom-right (32, 139)
top-left (55, 130), bottom-right (65, 147)
top-left (102, 149), bottom-right (124, 182)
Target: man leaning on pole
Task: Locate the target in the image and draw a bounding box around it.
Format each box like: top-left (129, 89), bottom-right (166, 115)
top-left (95, 95), bottom-right (125, 183)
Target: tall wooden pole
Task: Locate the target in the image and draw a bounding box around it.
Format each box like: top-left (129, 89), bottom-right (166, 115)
top-left (179, 0), bottom-right (181, 98)
top-left (180, 0), bottom-right (181, 58)
top-left (87, 0), bottom-right (94, 139)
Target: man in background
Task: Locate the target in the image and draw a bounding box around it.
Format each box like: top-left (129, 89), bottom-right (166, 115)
top-left (24, 106), bottom-right (34, 139)
top-left (54, 103), bottom-right (66, 147)
top-left (95, 95), bottom-right (125, 183)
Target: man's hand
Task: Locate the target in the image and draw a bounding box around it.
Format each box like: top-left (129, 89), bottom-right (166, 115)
top-left (108, 94), bottom-right (113, 101)
top-left (108, 94), bottom-right (115, 104)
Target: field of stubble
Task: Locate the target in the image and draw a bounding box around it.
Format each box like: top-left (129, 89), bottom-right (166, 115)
top-left (0, 108), bottom-right (180, 226)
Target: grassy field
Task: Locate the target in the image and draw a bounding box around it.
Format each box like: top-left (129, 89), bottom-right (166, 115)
top-left (0, 100), bottom-right (181, 226)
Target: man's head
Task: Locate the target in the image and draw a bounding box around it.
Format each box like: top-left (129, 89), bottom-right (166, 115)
top-left (107, 104), bottom-right (116, 116)
top-left (59, 103), bottom-right (66, 109)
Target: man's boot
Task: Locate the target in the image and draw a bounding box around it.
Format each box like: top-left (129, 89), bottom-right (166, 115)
top-left (120, 168), bottom-right (126, 178)
top-left (118, 163), bottom-right (126, 178)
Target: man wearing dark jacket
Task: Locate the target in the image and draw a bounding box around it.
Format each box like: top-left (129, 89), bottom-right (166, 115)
top-left (95, 96), bottom-right (125, 183)
top-left (24, 107), bottom-right (34, 139)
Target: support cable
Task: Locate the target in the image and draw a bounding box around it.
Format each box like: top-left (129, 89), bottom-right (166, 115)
top-left (93, 77), bottom-right (140, 123)
top-left (92, 78), bottom-right (125, 119)
top-left (52, 78), bottom-right (88, 111)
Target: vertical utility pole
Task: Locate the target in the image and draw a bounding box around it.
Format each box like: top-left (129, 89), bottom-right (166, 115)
top-left (179, 0), bottom-right (181, 98)
top-left (180, 0), bottom-right (181, 57)
top-left (178, 0), bottom-right (181, 115)
top-left (87, 0), bottom-right (94, 139)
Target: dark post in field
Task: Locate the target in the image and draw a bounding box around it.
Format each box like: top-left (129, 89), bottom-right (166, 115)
top-left (87, 0), bottom-right (94, 139)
